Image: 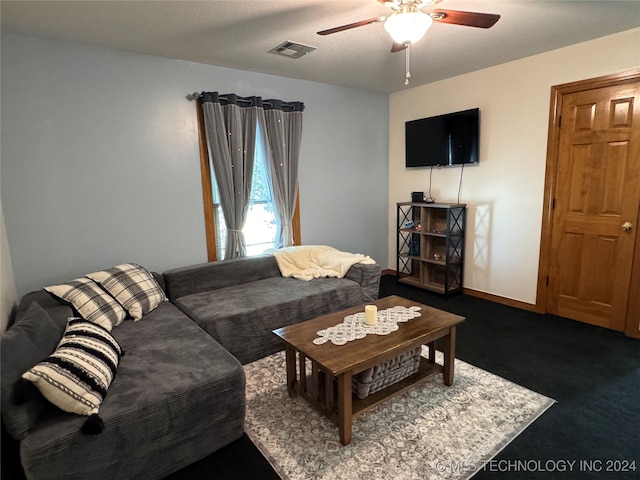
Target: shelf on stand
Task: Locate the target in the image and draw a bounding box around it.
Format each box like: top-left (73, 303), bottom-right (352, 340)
top-left (396, 202), bottom-right (466, 296)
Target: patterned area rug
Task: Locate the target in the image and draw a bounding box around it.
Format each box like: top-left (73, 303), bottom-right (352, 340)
top-left (244, 348), bottom-right (555, 480)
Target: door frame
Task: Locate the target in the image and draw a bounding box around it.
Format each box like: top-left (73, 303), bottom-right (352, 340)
top-left (536, 69), bottom-right (640, 339)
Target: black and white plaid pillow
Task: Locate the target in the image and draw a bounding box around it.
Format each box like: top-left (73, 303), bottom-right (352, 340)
top-left (21, 319), bottom-right (122, 417)
top-left (44, 278), bottom-right (126, 330)
top-left (86, 263), bottom-right (167, 321)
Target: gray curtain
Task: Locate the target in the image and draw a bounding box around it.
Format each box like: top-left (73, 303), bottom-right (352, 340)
top-left (199, 92), bottom-right (304, 258)
top-left (201, 93), bottom-right (258, 259)
top-left (263, 101), bottom-right (304, 248)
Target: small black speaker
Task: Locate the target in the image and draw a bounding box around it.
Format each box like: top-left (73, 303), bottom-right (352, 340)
top-left (411, 191), bottom-right (424, 202)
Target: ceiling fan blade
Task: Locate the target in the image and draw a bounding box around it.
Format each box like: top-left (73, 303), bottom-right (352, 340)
top-left (317, 16), bottom-right (385, 35)
top-left (431, 9), bottom-right (500, 29)
top-left (391, 41), bottom-right (408, 53)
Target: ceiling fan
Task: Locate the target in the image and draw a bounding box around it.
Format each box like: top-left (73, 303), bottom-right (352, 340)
top-left (317, 0), bottom-right (500, 53)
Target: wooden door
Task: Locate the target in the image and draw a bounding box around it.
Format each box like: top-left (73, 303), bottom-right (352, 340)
top-left (546, 80), bottom-right (640, 331)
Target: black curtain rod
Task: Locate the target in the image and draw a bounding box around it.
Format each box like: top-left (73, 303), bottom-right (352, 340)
top-left (191, 92), bottom-right (256, 105)
top-left (189, 92), bottom-right (304, 112)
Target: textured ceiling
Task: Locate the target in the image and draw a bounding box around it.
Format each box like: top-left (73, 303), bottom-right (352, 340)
top-left (2, 0), bottom-right (640, 93)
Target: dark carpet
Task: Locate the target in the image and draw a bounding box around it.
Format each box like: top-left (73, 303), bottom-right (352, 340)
top-left (4, 275), bottom-right (638, 479)
top-left (168, 276), bottom-right (639, 479)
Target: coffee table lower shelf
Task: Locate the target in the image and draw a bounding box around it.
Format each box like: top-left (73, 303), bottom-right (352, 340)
top-left (285, 347), bottom-right (445, 445)
top-left (352, 359), bottom-right (443, 416)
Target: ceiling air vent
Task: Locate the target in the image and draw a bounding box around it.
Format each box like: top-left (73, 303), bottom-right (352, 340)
top-left (268, 41), bottom-right (316, 59)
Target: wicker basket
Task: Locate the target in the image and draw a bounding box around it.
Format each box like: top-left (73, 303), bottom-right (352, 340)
top-left (352, 346), bottom-right (422, 399)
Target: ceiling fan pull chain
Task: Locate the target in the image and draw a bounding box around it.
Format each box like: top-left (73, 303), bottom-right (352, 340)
top-left (404, 43), bottom-right (411, 85)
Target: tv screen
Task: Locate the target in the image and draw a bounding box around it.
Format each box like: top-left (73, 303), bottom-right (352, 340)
top-left (405, 108), bottom-right (479, 168)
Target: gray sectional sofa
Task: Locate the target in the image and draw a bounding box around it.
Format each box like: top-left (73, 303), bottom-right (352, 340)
top-left (164, 254), bottom-right (381, 364)
top-left (1, 254), bottom-right (381, 480)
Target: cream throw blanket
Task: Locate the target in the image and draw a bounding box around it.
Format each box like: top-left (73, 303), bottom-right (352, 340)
top-left (268, 245), bottom-right (376, 281)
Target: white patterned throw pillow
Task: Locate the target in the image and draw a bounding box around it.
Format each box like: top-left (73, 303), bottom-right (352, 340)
top-left (44, 278), bottom-right (126, 330)
top-left (86, 263), bottom-right (167, 321)
top-left (21, 319), bottom-right (122, 423)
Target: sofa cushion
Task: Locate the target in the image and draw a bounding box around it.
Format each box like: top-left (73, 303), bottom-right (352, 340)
top-left (19, 302), bottom-right (245, 480)
top-left (163, 254), bottom-right (281, 301)
top-left (86, 263), bottom-right (167, 321)
top-left (12, 290), bottom-right (73, 333)
top-left (1, 303), bottom-right (64, 440)
top-left (44, 278), bottom-right (126, 330)
top-left (174, 276), bottom-right (365, 364)
top-left (344, 263), bottom-right (383, 302)
top-left (22, 319), bottom-right (122, 418)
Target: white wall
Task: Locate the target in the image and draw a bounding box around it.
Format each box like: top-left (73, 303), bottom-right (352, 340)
top-left (1, 33), bottom-right (389, 298)
top-left (388, 28), bottom-right (640, 304)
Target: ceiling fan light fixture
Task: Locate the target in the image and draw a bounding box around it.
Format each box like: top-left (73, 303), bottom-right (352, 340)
top-left (384, 7), bottom-right (433, 44)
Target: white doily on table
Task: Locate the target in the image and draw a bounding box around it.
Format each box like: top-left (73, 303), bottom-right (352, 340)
top-left (312, 306), bottom-right (422, 346)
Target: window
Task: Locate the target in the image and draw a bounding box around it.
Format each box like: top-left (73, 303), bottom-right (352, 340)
top-left (196, 99), bottom-right (301, 262)
top-left (212, 124), bottom-right (279, 259)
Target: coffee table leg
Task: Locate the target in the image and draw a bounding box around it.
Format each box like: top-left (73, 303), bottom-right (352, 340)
top-left (337, 371), bottom-right (352, 446)
top-left (285, 346), bottom-right (297, 397)
top-left (443, 326), bottom-right (457, 386)
top-left (324, 368), bottom-right (334, 413)
top-left (427, 340), bottom-right (436, 363)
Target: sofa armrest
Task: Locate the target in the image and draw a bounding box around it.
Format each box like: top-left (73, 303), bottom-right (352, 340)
top-left (344, 263), bottom-right (382, 302)
top-left (163, 255), bottom-right (282, 301)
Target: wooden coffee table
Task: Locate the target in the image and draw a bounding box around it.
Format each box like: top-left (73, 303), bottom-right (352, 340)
top-left (272, 295), bottom-right (465, 445)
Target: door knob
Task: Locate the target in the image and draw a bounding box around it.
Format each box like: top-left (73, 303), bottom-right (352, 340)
top-left (621, 221), bottom-right (632, 231)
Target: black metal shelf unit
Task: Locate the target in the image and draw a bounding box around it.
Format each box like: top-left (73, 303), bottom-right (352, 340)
top-left (396, 202), bottom-right (466, 295)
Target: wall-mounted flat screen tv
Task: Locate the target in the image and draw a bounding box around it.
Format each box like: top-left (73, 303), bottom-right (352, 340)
top-left (405, 108), bottom-right (479, 168)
